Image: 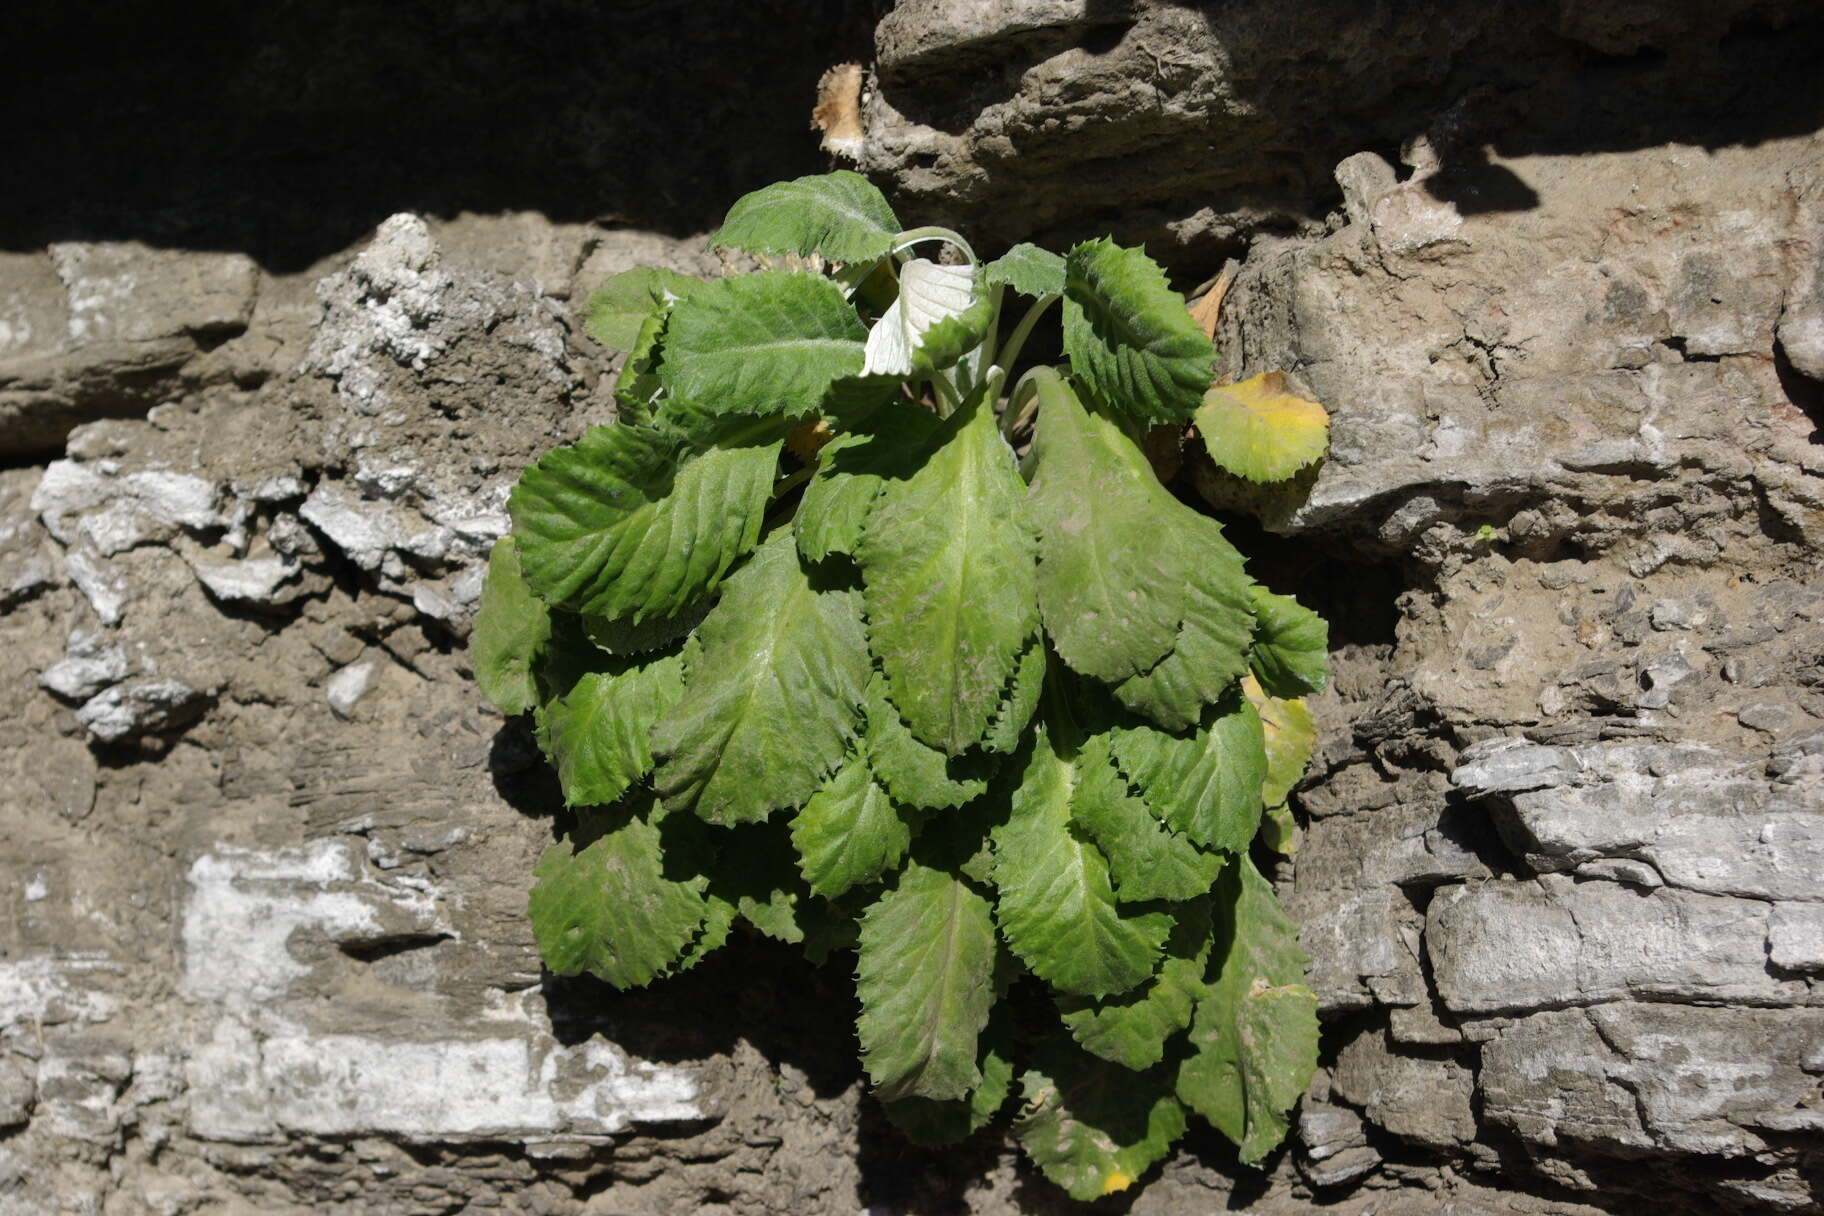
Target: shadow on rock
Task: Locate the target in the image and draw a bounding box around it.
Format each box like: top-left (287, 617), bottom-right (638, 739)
top-left (3, 0), bottom-right (879, 271)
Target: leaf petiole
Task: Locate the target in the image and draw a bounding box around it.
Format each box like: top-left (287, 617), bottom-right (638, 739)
top-left (993, 292), bottom-right (1060, 381)
top-left (930, 372), bottom-right (963, 417)
top-left (1002, 363), bottom-right (1062, 442)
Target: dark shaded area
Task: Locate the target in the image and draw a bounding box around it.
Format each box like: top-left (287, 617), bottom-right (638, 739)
top-left (540, 933), bottom-right (862, 1100)
top-left (1775, 342), bottom-right (1824, 445)
top-left (1420, 147), bottom-right (1540, 215)
top-left (4, 0), bottom-right (883, 272)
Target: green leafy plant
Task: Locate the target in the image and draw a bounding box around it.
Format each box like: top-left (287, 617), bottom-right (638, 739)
top-left (471, 171), bottom-right (1332, 1199)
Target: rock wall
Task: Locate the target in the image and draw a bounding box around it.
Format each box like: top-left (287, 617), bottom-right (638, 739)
top-left (3, 2), bottom-right (1821, 1213)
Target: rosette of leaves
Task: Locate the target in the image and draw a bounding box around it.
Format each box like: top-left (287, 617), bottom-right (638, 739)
top-left (472, 171), bottom-right (1331, 1199)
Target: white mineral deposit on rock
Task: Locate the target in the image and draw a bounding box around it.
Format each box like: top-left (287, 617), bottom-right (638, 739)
top-left (324, 659), bottom-right (378, 719)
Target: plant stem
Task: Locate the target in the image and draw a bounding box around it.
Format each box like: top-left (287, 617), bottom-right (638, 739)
top-left (1001, 363), bottom-right (1061, 442)
top-left (930, 373), bottom-right (961, 417)
top-left (764, 464), bottom-right (817, 530)
top-left (993, 292), bottom-right (1060, 380)
top-left (773, 464), bottom-right (815, 498)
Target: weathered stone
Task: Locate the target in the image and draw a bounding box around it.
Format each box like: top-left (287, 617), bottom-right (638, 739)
top-left (1768, 903), bottom-right (1824, 972)
top-left (1482, 1005), bottom-right (1824, 1167)
top-left (325, 660), bottom-right (379, 720)
top-left (28, 738), bottom-right (98, 822)
top-left (61, 548), bottom-right (130, 626)
top-left (1388, 1003), bottom-right (1462, 1046)
top-left (1454, 738), bottom-right (1824, 901)
top-left (1427, 876), bottom-right (1808, 1014)
top-left (1331, 1027), bottom-right (1477, 1146)
top-left (39, 629), bottom-right (130, 701)
top-left (1295, 1100), bottom-right (1380, 1188)
top-left (0, 471), bottom-right (57, 608)
top-left (74, 678), bottom-right (207, 744)
top-left (1291, 885), bottom-right (1425, 1014)
top-left (0, 1054), bottom-right (34, 1129)
top-left (186, 552), bottom-right (303, 606)
top-left (0, 245), bottom-right (261, 455)
top-left (177, 839), bottom-right (703, 1144)
top-left (1779, 158), bottom-right (1824, 381)
top-left (47, 243), bottom-right (257, 346)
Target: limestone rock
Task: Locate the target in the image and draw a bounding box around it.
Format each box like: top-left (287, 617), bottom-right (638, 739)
top-left (1426, 876), bottom-right (1810, 1014)
top-left (0, 245), bottom-right (259, 456)
top-left (74, 678), bottom-right (207, 744)
top-left (1480, 1005), bottom-right (1824, 1205)
top-left (1454, 738), bottom-right (1824, 902)
top-left (1330, 1026), bottom-right (1477, 1147)
top-left (39, 629), bottom-right (130, 702)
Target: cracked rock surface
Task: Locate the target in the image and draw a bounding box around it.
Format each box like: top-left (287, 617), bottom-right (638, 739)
top-left (4, 1), bottom-right (1824, 1213)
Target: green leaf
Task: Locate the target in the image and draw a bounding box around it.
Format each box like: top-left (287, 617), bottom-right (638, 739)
top-left (1245, 674), bottom-right (1317, 809)
top-left (1026, 373), bottom-right (1186, 683)
top-left (703, 823), bottom-right (815, 944)
top-left (528, 801), bottom-right (712, 988)
top-left (1248, 585), bottom-right (1329, 698)
top-left (1058, 898), bottom-right (1214, 1071)
top-left (647, 396), bottom-right (802, 450)
top-left (856, 860), bottom-right (999, 1102)
top-left (661, 271), bottom-right (867, 415)
top-left (790, 744), bottom-right (912, 897)
top-left (472, 537), bottom-right (551, 715)
top-left (651, 531), bottom-right (869, 825)
top-left (1109, 692), bottom-right (1267, 853)
top-left (1177, 857), bottom-right (1318, 1165)
top-left (1014, 1037), bottom-right (1187, 1201)
top-left (532, 614), bottom-right (609, 702)
top-left (858, 395), bottom-right (1039, 754)
top-left (981, 635), bottom-right (1045, 754)
top-left (795, 400), bottom-right (941, 564)
top-left (821, 373), bottom-right (904, 424)
top-left (536, 651), bottom-right (685, 808)
top-left (713, 170), bottom-right (900, 264)
top-left (585, 266), bottom-right (700, 352)
top-left (613, 307), bottom-right (669, 419)
top-left (865, 675), bottom-right (991, 810)
top-left (984, 243), bottom-right (1065, 298)
top-left (880, 1014), bottom-right (1014, 1147)
top-left (992, 724), bottom-right (1172, 998)
top-left (1061, 238), bottom-right (1216, 428)
top-left (582, 600), bottom-right (709, 656)
top-left (861, 260), bottom-right (991, 377)
top-left (1071, 734), bottom-right (1223, 903)
top-left (801, 898), bottom-right (863, 965)
top-left (1259, 801), bottom-right (1298, 856)
top-left (1109, 519), bottom-right (1255, 731)
top-left (673, 893), bottom-right (738, 974)
top-left (1194, 371), bottom-right (1329, 483)
top-left (509, 422), bottom-right (780, 620)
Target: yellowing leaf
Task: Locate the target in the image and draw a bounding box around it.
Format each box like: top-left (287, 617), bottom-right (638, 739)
top-left (1259, 802), bottom-right (1298, 856)
top-left (1100, 1171), bottom-right (1135, 1196)
top-left (1195, 371), bottom-right (1328, 483)
top-left (1242, 675), bottom-right (1317, 809)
